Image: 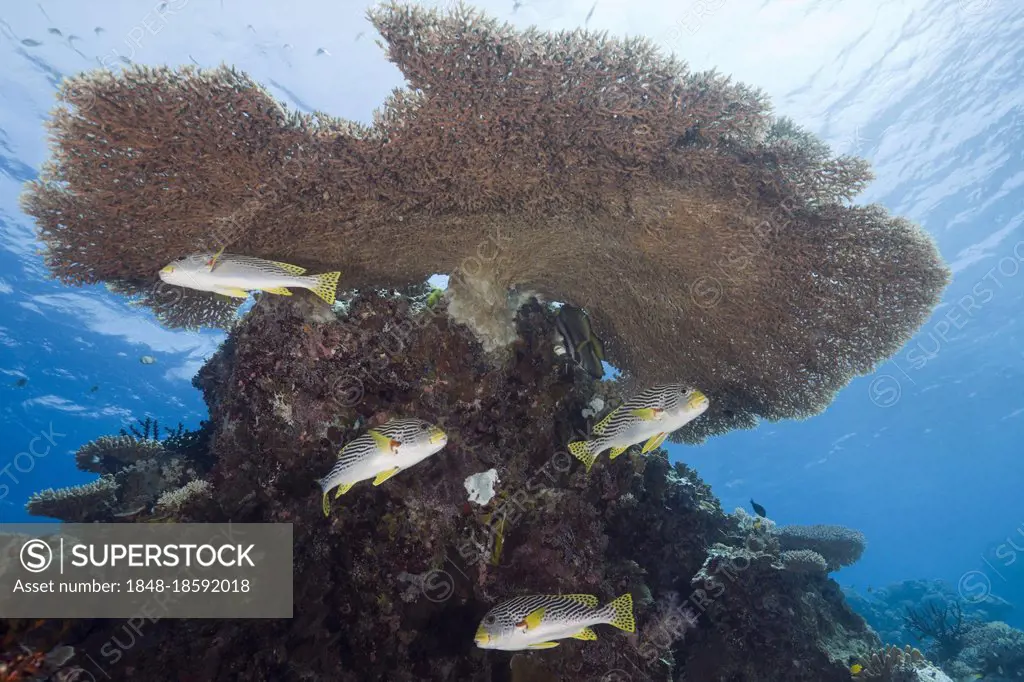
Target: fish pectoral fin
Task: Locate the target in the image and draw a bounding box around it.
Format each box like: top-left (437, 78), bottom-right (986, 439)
top-left (571, 627), bottom-right (598, 640)
top-left (206, 246), bottom-right (226, 271)
top-left (641, 433), bottom-right (668, 454)
top-left (608, 446), bottom-right (628, 460)
top-left (213, 287), bottom-right (250, 298)
top-left (372, 467), bottom-right (401, 486)
top-left (629, 407), bottom-right (663, 421)
top-left (261, 287), bottom-right (293, 295)
top-left (518, 607), bottom-right (546, 631)
top-left (322, 492), bottom-right (331, 517)
top-left (526, 642), bottom-right (559, 649)
top-left (368, 429), bottom-right (397, 453)
top-left (335, 482), bottom-right (355, 498)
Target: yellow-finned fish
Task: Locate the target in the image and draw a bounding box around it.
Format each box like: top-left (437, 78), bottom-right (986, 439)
top-left (568, 383), bottom-right (709, 473)
top-left (319, 418), bottom-right (447, 517)
top-left (159, 250), bottom-right (341, 304)
top-left (474, 592), bottom-right (635, 651)
top-left (850, 663), bottom-right (863, 675)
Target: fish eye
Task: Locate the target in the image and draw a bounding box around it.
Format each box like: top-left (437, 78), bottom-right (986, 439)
top-left (484, 616), bottom-right (496, 624)
top-left (420, 422), bottom-right (430, 430)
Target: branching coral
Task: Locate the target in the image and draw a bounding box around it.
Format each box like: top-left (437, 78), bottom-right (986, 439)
top-left (74, 434), bottom-right (166, 474)
top-left (773, 523), bottom-right (866, 571)
top-left (155, 479), bottom-right (212, 512)
top-left (26, 477), bottom-right (118, 522)
top-left (20, 1), bottom-right (950, 442)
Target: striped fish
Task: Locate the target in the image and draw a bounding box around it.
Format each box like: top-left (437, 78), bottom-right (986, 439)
top-left (554, 305), bottom-right (606, 379)
top-left (474, 592), bottom-right (635, 651)
top-left (318, 418), bottom-right (447, 517)
top-left (158, 251), bottom-right (341, 304)
top-left (568, 383), bottom-right (709, 473)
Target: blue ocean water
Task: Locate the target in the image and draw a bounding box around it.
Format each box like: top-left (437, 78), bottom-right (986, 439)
top-left (0, 0), bottom-right (1021, 635)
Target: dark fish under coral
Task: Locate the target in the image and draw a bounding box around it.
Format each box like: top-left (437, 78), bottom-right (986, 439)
top-left (554, 305), bottom-right (606, 379)
top-left (750, 499), bottom-right (767, 518)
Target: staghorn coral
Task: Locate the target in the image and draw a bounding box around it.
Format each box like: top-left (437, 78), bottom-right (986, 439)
top-left (773, 523), bottom-right (867, 572)
top-left (13, 287), bottom-right (885, 681)
top-left (73, 434), bottom-right (166, 474)
top-left (20, 2), bottom-right (949, 443)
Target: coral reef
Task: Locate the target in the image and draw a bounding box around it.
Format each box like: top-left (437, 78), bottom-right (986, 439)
top-left (25, 421), bottom-right (213, 523)
top-left (853, 644), bottom-right (952, 682)
top-left (20, 1), bottom-right (950, 444)
top-left (773, 523), bottom-right (867, 572)
top-left (845, 579), bottom-right (1016, 647)
top-left (946, 621), bottom-right (1024, 680)
top-left (12, 289), bottom-right (887, 681)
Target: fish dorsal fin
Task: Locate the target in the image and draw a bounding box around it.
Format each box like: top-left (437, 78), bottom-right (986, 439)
top-left (267, 260), bottom-right (307, 275)
top-left (519, 607), bottom-right (546, 631)
top-left (368, 429), bottom-right (399, 453)
top-left (592, 406), bottom-right (620, 435)
top-left (372, 466), bottom-right (401, 486)
top-left (562, 594), bottom-right (599, 608)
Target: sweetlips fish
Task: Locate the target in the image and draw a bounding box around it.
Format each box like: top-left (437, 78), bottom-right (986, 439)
top-left (159, 249), bottom-right (341, 304)
top-left (474, 592), bottom-right (635, 651)
top-left (568, 383), bottom-right (709, 472)
top-left (319, 418), bottom-right (448, 517)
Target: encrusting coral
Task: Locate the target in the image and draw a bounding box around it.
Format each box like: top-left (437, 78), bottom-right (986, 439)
top-left (19, 1), bottom-right (950, 444)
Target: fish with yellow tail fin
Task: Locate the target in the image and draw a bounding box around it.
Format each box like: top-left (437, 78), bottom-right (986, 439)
top-left (567, 383), bottom-right (709, 473)
top-left (850, 663), bottom-right (863, 675)
top-left (159, 251), bottom-right (341, 304)
top-left (474, 592), bottom-right (635, 651)
top-left (319, 418), bottom-right (447, 517)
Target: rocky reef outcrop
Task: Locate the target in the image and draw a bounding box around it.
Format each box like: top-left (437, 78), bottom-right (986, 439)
top-left (9, 290), bottom-right (884, 681)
